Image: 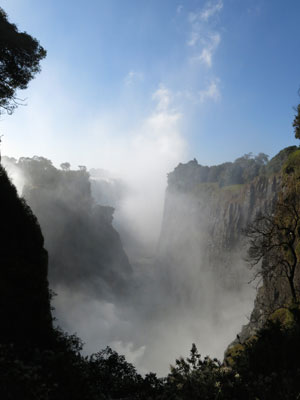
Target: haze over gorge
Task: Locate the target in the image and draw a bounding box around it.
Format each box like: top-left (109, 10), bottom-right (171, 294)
top-left (3, 152), bottom-right (276, 374)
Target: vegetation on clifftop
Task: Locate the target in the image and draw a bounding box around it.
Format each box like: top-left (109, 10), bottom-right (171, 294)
top-left (168, 146), bottom-right (298, 194)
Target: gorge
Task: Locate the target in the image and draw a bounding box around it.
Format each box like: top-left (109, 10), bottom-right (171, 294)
top-left (3, 147), bottom-right (296, 375)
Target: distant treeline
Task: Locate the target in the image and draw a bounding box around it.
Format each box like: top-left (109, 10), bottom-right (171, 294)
top-left (168, 146), bottom-right (298, 190)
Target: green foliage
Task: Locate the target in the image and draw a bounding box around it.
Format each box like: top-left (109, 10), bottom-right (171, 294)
top-left (265, 145), bottom-right (298, 175)
top-left (293, 104), bottom-right (300, 139)
top-left (269, 307), bottom-right (296, 328)
top-left (224, 342), bottom-right (246, 368)
top-left (282, 148), bottom-right (300, 177)
top-left (169, 147), bottom-right (300, 193)
top-left (220, 183), bottom-right (244, 193)
top-left (0, 7), bottom-right (46, 114)
top-left (169, 153), bottom-right (269, 191)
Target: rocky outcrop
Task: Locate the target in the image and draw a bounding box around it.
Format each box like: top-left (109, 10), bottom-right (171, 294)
top-left (0, 165), bottom-right (53, 347)
top-left (157, 150), bottom-right (298, 350)
top-left (232, 149), bottom-right (300, 346)
top-left (7, 158), bottom-right (134, 301)
top-left (158, 162), bottom-right (279, 292)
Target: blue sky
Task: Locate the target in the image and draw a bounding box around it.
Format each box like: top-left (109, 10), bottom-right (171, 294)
top-left (1, 0), bottom-right (300, 170)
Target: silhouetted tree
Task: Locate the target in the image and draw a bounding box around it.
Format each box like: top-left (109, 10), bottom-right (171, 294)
top-left (246, 191), bottom-right (300, 303)
top-left (0, 7), bottom-right (46, 114)
top-left (89, 347), bottom-right (145, 399)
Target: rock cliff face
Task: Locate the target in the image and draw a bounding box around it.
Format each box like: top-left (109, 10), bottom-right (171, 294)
top-left (17, 158), bottom-right (133, 301)
top-left (0, 165), bottom-right (53, 347)
top-left (3, 156), bottom-right (133, 305)
top-left (157, 150), bottom-right (299, 346)
top-left (235, 148), bottom-right (300, 344)
top-left (158, 161), bottom-right (278, 294)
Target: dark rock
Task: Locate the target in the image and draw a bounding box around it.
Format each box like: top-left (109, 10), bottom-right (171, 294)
top-left (0, 165), bottom-right (53, 347)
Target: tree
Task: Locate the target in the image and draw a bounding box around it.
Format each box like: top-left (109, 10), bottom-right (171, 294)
top-left (293, 104), bottom-right (300, 140)
top-left (0, 7), bottom-right (46, 115)
top-left (60, 162), bottom-right (71, 171)
top-left (89, 347), bottom-right (144, 399)
top-left (162, 344), bottom-right (240, 400)
top-left (245, 190), bottom-right (300, 303)
top-left (255, 152), bottom-right (269, 166)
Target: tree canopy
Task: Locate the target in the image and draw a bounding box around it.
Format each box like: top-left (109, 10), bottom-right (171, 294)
top-left (0, 7), bottom-right (46, 115)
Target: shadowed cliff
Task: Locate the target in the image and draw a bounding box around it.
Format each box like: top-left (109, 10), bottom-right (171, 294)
top-left (0, 164), bottom-right (52, 347)
top-left (4, 156), bottom-right (133, 302)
